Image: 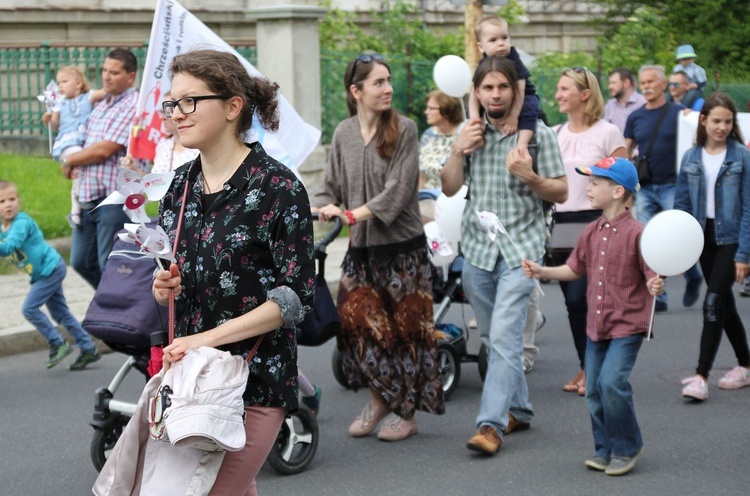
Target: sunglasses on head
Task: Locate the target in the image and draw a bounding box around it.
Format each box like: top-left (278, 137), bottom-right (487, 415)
top-left (347, 53), bottom-right (385, 87)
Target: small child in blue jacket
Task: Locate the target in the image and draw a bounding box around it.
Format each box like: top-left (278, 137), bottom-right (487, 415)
top-left (0, 180), bottom-right (100, 370)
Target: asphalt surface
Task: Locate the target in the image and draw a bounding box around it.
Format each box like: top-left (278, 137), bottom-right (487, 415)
top-left (1, 276), bottom-right (749, 495)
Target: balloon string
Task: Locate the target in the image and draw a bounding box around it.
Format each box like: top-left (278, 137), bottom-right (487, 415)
top-left (647, 290), bottom-right (657, 342)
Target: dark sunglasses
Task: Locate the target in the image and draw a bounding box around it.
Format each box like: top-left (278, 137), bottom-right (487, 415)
top-left (347, 53), bottom-right (385, 87)
top-left (667, 82), bottom-right (681, 88)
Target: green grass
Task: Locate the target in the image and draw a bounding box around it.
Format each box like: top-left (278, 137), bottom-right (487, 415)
top-left (1, 154), bottom-right (72, 239)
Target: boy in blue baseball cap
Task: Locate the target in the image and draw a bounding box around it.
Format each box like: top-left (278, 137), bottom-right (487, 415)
top-left (523, 157), bottom-right (664, 476)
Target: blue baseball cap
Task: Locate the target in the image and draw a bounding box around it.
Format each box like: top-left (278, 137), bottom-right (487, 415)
top-left (576, 157), bottom-right (640, 193)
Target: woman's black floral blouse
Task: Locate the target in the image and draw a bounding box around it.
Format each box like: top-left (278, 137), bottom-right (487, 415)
top-left (159, 142), bottom-right (315, 409)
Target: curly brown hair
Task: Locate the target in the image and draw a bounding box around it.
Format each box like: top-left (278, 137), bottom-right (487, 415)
top-left (169, 50), bottom-right (280, 139)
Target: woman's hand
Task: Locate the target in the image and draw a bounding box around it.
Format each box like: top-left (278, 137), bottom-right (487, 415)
top-left (647, 276), bottom-right (665, 296)
top-left (317, 203), bottom-right (344, 223)
top-left (162, 333), bottom-right (213, 370)
top-left (736, 262), bottom-right (749, 285)
top-left (153, 263), bottom-right (182, 305)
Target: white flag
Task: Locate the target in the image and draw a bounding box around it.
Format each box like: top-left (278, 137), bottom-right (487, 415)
top-left (129, 0), bottom-right (321, 171)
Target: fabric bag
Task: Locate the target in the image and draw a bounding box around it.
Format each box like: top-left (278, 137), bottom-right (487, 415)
top-left (635, 156), bottom-right (651, 184)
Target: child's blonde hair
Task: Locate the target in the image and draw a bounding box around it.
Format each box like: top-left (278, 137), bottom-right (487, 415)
top-left (0, 180), bottom-right (17, 193)
top-left (57, 65), bottom-right (91, 93)
top-left (474, 15), bottom-right (508, 42)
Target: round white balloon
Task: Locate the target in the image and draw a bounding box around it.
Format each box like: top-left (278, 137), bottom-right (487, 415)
top-left (433, 55), bottom-right (473, 98)
top-left (435, 185), bottom-right (468, 244)
top-left (640, 210), bottom-right (704, 276)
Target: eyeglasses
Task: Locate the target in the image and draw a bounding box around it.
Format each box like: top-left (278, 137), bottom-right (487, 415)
top-left (161, 94), bottom-right (232, 118)
top-left (667, 82), bottom-right (681, 88)
top-left (566, 67), bottom-right (590, 88)
top-left (571, 66), bottom-right (587, 74)
top-left (347, 53), bottom-right (385, 87)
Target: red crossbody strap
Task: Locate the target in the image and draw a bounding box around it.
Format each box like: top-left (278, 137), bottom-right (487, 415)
top-left (245, 335), bottom-right (264, 363)
top-left (167, 179), bottom-right (192, 344)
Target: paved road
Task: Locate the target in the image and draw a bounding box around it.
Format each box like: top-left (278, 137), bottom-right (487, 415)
top-left (1, 278), bottom-right (749, 495)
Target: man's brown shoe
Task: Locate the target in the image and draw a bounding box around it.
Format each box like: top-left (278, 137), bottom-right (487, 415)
top-left (503, 413), bottom-right (531, 435)
top-left (466, 425), bottom-right (502, 455)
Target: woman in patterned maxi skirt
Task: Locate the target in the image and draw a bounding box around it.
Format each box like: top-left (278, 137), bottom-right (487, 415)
top-left (315, 53), bottom-right (445, 441)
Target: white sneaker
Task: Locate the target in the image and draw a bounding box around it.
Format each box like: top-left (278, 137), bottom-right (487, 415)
top-left (681, 375), bottom-right (708, 401)
top-left (718, 366), bottom-right (750, 390)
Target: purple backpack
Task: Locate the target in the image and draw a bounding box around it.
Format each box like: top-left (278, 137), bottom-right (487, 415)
top-left (83, 225), bottom-right (168, 353)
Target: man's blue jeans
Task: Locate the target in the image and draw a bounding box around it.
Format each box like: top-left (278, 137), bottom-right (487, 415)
top-left (585, 334), bottom-right (644, 459)
top-left (71, 201), bottom-right (129, 288)
top-left (463, 257), bottom-right (536, 435)
top-left (22, 259), bottom-right (96, 352)
top-left (635, 182), bottom-right (702, 304)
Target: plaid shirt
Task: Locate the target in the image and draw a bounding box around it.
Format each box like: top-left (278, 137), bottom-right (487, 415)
top-left (566, 210), bottom-right (657, 341)
top-left (461, 119), bottom-right (565, 270)
top-left (78, 87), bottom-right (137, 202)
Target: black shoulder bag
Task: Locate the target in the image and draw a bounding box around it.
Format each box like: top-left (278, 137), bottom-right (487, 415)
top-left (635, 103), bottom-right (671, 184)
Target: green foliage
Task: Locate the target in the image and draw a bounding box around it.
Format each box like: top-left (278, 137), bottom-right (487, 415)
top-left (591, 0), bottom-right (750, 79)
top-left (496, 0), bottom-right (527, 27)
top-left (1, 154), bottom-right (73, 240)
top-left (318, 0), bottom-right (464, 141)
top-left (594, 6), bottom-right (674, 74)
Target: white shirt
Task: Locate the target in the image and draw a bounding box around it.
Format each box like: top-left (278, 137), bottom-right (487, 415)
top-left (702, 147), bottom-right (726, 219)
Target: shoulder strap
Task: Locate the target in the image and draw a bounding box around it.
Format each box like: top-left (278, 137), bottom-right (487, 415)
top-left (644, 103), bottom-right (671, 158)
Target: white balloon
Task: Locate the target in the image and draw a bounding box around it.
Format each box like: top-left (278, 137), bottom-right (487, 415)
top-left (640, 210), bottom-right (704, 276)
top-left (433, 55), bottom-right (473, 98)
top-left (435, 185), bottom-right (468, 244)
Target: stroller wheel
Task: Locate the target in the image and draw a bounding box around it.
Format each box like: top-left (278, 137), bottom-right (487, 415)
top-left (266, 405), bottom-right (319, 475)
top-left (437, 340), bottom-right (461, 400)
top-left (331, 347), bottom-right (351, 389)
top-left (478, 344), bottom-right (488, 382)
top-left (91, 414), bottom-right (131, 472)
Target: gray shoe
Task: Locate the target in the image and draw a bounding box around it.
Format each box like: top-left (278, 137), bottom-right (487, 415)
top-left (605, 452), bottom-right (641, 476)
top-left (68, 349), bottom-right (101, 371)
top-left (584, 456), bottom-right (609, 471)
top-left (46, 342), bottom-right (72, 369)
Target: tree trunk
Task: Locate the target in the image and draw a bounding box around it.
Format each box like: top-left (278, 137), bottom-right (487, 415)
top-left (464, 0), bottom-right (484, 70)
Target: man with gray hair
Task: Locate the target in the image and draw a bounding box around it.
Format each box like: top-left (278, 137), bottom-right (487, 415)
top-left (624, 65), bottom-right (702, 312)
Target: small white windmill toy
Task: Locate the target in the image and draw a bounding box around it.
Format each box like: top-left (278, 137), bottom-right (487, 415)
top-left (97, 169), bottom-right (175, 224)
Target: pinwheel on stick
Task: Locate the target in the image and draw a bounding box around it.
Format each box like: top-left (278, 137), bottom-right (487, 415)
top-left (118, 223), bottom-right (175, 270)
top-left (98, 169), bottom-right (175, 223)
top-left (37, 80), bottom-right (61, 154)
top-left (475, 209), bottom-right (545, 296)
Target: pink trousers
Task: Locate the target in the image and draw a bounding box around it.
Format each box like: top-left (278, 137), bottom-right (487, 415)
top-left (208, 406), bottom-right (286, 496)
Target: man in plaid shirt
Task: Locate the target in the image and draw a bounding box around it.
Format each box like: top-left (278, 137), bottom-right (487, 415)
top-left (441, 56), bottom-right (567, 456)
top-left (60, 49), bottom-right (138, 288)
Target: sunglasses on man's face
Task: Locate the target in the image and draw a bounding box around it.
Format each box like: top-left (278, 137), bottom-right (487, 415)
top-left (667, 82), bottom-right (682, 89)
top-left (347, 53), bottom-right (385, 87)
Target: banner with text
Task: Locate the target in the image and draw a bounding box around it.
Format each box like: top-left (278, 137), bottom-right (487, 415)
top-left (129, 0), bottom-right (321, 171)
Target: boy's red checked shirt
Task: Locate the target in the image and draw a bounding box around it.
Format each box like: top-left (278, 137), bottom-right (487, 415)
top-left (566, 209), bottom-right (657, 341)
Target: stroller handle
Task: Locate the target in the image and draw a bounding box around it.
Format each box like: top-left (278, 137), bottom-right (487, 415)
top-left (311, 212), bottom-right (343, 250)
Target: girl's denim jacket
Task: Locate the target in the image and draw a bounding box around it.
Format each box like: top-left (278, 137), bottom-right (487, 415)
top-left (674, 139), bottom-right (750, 264)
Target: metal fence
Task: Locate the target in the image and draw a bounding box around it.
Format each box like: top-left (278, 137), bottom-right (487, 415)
top-left (0, 43), bottom-right (257, 136)
top-left (4, 45), bottom-right (750, 144)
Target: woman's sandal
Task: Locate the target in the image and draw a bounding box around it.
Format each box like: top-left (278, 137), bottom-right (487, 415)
top-left (563, 370), bottom-right (585, 393)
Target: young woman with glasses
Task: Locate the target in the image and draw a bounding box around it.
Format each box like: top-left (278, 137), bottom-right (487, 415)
top-left (314, 53), bottom-right (445, 442)
top-left (152, 49), bottom-right (315, 495)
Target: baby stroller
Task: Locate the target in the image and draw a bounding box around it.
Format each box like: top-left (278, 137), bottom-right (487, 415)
top-left (85, 217), bottom-right (340, 476)
top-left (330, 191), bottom-right (487, 400)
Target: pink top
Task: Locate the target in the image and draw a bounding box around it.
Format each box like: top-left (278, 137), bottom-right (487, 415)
top-left (566, 210), bottom-right (657, 341)
top-left (554, 119), bottom-right (626, 213)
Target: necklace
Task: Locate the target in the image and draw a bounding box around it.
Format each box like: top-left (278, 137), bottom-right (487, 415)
top-left (202, 150), bottom-right (247, 194)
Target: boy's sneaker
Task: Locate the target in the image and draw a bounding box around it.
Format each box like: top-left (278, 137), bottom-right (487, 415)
top-left (68, 349), bottom-right (101, 371)
top-left (301, 385), bottom-right (322, 416)
top-left (718, 366), bottom-right (750, 390)
top-left (46, 342), bottom-right (72, 369)
top-left (681, 375), bottom-right (708, 401)
top-left (584, 456), bottom-right (609, 472)
top-left (605, 452), bottom-right (640, 476)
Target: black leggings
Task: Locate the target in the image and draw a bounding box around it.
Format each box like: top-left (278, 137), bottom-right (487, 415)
top-left (696, 220), bottom-right (750, 378)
